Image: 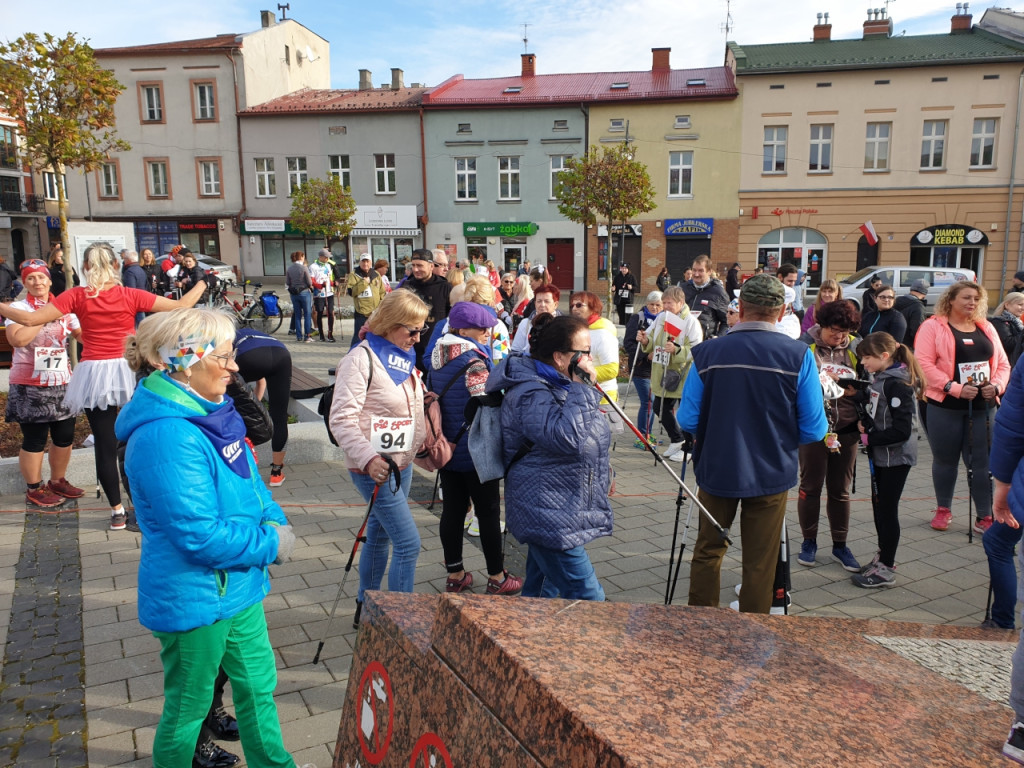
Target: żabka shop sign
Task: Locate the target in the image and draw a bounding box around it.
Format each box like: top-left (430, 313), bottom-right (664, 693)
top-left (463, 222), bottom-right (538, 237)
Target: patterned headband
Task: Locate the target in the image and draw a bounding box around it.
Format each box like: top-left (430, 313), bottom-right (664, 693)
top-left (158, 334), bottom-right (216, 373)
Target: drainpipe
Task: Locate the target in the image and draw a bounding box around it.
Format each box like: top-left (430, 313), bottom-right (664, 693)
top-left (225, 51), bottom-right (246, 281)
top-left (579, 102), bottom-right (589, 291)
top-left (1002, 66), bottom-right (1024, 302)
top-left (419, 106), bottom-right (428, 250)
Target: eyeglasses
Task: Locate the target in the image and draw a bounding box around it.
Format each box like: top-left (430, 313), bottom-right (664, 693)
top-left (209, 351), bottom-right (238, 368)
top-left (404, 325), bottom-right (427, 336)
top-left (502, 279), bottom-right (514, 284)
top-left (571, 349), bottom-right (592, 356)
top-left (433, 262), bottom-right (448, 269)
top-left (876, 295), bottom-right (895, 301)
top-left (571, 302), bottom-right (587, 309)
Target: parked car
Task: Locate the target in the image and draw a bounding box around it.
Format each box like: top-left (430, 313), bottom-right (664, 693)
top-left (838, 265), bottom-right (976, 310)
top-left (157, 253), bottom-right (236, 285)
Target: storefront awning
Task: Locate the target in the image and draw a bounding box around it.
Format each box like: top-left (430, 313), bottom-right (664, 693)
top-left (351, 228), bottom-right (421, 236)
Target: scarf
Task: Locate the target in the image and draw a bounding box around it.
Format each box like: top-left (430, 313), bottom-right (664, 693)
top-left (365, 332), bottom-right (416, 386)
top-left (534, 359), bottom-right (571, 391)
top-left (26, 293), bottom-right (51, 311)
top-left (641, 305), bottom-right (659, 328)
top-left (587, 312), bottom-right (600, 326)
top-left (1002, 310), bottom-right (1024, 332)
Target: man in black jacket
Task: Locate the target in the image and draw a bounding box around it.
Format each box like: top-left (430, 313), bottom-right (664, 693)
top-left (893, 278), bottom-right (928, 349)
top-left (681, 255), bottom-right (729, 338)
top-left (403, 248), bottom-right (452, 371)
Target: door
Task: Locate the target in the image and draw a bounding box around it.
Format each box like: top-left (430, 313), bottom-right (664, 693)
top-left (611, 236), bottom-right (642, 282)
top-left (502, 245), bottom-right (524, 275)
top-left (10, 229), bottom-right (24, 268)
top-left (856, 236), bottom-right (879, 272)
top-left (546, 238), bottom-right (574, 290)
top-left (665, 239), bottom-right (708, 284)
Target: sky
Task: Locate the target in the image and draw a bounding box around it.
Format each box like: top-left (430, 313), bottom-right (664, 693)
top-left (6, 1), bottom-right (989, 89)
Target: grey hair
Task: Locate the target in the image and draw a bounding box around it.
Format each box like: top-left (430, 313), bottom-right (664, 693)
top-left (645, 291), bottom-right (663, 304)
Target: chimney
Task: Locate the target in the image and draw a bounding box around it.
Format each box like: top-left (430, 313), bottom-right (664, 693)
top-left (652, 47), bottom-right (671, 71)
top-left (951, 3), bottom-right (972, 33)
top-left (358, 69), bottom-right (372, 91)
top-left (813, 12), bottom-right (832, 41)
top-left (863, 7), bottom-right (893, 38)
top-left (521, 53), bottom-right (536, 78)
top-left (260, 10), bottom-right (275, 27)
top-left (391, 68), bottom-right (404, 90)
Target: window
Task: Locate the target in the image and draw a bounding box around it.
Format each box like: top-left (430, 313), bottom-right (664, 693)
top-left (762, 126), bottom-right (787, 173)
top-left (809, 124), bottom-right (832, 172)
top-left (98, 161), bottom-right (120, 199)
top-left (553, 119), bottom-right (568, 131)
top-left (192, 81), bottom-right (216, 121)
top-left (145, 159), bottom-right (170, 198)
top-left (329, 155), bottom-right (350, 189)
top-left (498, 156), bottom-right (520, 200)
top-left (42, 172), bottom-right (66, 201)
top-left (255, 158), bottom-right (276, 197)
top-left (503, 86), bottom-right (521, 94)
top-left (686, 79), bottom-right (705, 87)
top-left (864, 122), bottom-right (891, 171)
top-left (139, 83), bottom-right (164, 123)
top-left (455, 157), bottom-right (477, 201)
top-left (674, 115), bottom-right (691, 129)
top-left (609, 119), bottom-right (625, 132)
top-left (550, 155), bottom-right (570, 198)
top-left (971, 118), bottom-right (998, 168)
top-left (668, 151), bottom-right (693, 197)
top-left (0, 126), bottom-right (15, 169)
top-left (374, 154), bottom-right (396, 194)
top-left (286, 156), bottom-right (307, 195)
top-left (457, 123), bottom-right (471, 134)
top-left (197, 158), bottom-right (222, 197)
top-left (611, 82), bottom-right (629, 90)
top-left (921, 120), bottom-right (946, 169)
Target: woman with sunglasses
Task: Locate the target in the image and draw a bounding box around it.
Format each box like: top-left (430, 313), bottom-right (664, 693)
top-left (330, 289), bottom-right (429, 628)
top-left (569, 291), bottom-right (620, 401)
top-left (0, 244), bottom-right (208, 531)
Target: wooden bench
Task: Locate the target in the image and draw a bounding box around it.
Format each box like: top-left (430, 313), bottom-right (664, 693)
top-left (290, 366), bottom-right (329, 400)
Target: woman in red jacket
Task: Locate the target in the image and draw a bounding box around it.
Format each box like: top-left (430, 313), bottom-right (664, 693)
top-left (915, 281), bottom-right (1010, 534)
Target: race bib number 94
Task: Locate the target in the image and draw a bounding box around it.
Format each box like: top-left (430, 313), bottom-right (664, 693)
top-left (370, 416), bottom-right (414, 453)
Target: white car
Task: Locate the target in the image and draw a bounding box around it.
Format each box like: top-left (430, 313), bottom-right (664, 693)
top-left (838, 265), bottom-right (975, 310)
top-left (158, 253), bottom-right (236, 285)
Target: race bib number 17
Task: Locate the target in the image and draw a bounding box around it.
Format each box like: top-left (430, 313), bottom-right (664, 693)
top-left (34, 347), bottom-right (67, 373)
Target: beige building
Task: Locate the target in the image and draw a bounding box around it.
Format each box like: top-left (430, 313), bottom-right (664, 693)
top-left (0, 113), bottom-right (47, 267)
top-left (63, 10), bottom-right (329, 272)
top-left (729, 7), bottom-right (1024, 296)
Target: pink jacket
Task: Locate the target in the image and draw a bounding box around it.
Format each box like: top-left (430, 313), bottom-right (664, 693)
top-left (915, 314), bottom-right (1010, 403)
top-left (330, 341), bottom-right (426, 473)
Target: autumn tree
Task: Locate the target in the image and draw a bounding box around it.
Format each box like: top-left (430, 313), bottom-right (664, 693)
top-left (557, 144), bottom-right (656, 316)
top-left (289, 176), bottom-right (358, 246)
top-left (0, 32), bottom-right (130, 292)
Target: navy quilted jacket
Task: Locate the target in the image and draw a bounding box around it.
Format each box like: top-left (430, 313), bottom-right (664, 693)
top-left (486, 354), bottom-right (613, 551)
top-left (429, 334), bottom-right (491, 473)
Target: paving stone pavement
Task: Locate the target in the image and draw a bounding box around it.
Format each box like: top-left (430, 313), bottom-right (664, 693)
top-left (0, 320), bottom-right (1019, 766)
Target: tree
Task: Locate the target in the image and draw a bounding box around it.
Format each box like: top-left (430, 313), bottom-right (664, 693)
top-left (288, 176), bottom-right (358, 246)
top-left (557, 144), bottom-right (656, 317)
top-left (0, 32), bottom-right (130, 295)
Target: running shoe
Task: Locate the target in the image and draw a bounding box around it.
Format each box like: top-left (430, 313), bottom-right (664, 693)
top-left (1004, 722), bottom-right (1024, 765)
top-left (466, 516), bottom-right (480, 537)
top-left (486, 570), bottom-right (523, 595)
top-left (109, 511), bottom-right (127, 531)
top-left (445, 572), bottom-right (473, 593)
top-left (930, 506), bottom-right (952, 531)
top-left (797, 539), bottom-right (817, 567)
top-left (974, 515), bottom-right (993, 534)
top-left (47, 477), bottom-right (84, 499)
top-left (269, 466), bottom-right (285, 487)
top-left (26, 486), bottom-right (63, 508)
top-left (832, 546), bottom-right (861, 573)
top-left (851, 562), bottom-right (896, 588)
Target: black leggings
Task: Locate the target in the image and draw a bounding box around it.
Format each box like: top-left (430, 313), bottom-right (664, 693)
top-left (871, 464), bottom-right (911, 568)
top-left (20, 418), bottom-right (76, 453)
top-left (653, 396), bottom-right (684, 443)
top-left (236, 345), bottom-right (292, 453)
top-left (314, 295), bottom-right (335, 338)
top-left (85, 406), bottom-right (121, 507)
top-left (438, 469), bottom-right (504, 576)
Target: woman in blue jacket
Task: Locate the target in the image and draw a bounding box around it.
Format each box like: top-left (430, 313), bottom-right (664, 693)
top-left (116, 308), bottom-right (297, 768)
top-left (485, 313), bottom-right (611, 600)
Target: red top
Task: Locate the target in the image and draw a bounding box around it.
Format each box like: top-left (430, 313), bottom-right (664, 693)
top-left (51, 286), bottom-right (157, 361)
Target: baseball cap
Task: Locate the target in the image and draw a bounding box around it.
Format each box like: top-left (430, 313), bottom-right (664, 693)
top-left (910, 279), bottom-right (929, 294)
top-left (448, 302), bottom-right (498, 330)
top-left (319, 248), bottom-right (331, 259)
top-left (359, 254), bottom-right (371, 262)
top-left (410, 251), bottom-right (432, 263)
top-left (739, 274), bottom-right (785, 308)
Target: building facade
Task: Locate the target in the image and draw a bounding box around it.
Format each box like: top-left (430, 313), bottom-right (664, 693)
top-left (0, 113), bottom-right (46, 268)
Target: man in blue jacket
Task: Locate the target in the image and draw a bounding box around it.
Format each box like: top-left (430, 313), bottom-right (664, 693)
top-left (679, 274), bottom-right (827, 613)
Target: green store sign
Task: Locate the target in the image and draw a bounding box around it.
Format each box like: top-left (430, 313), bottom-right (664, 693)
top-left (463, 222), bottom-right (538, 237)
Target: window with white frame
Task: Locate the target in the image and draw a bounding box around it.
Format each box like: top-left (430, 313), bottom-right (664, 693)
top-left (193, 82), bottom-right (215, 120)
top-left (668, 151), bottom-right (693, 196)
top-left (498, 156), bottom-right (520, 200)
top-left (198, 159), bottom-right (221, 196)
top-left (971, 118), bottom-right (998, 168)
top-left (809, 124), bottom-right (832, 172)
top-left (287, 156), bottom-right (307, 195)
top-left (99, 162), bottom-right (119, 198)
top-left (42, 172), bottom-right (66, 201)
top-left (146, 160), bottom-right (169, 197)
top-left (550, 155), bottom-right (570, 198)
top-left (375, 154), bottom-right (396, 193)
top-left (455, 157), bottom-right (477, 200)
top-left (864, 122), bottom-right (891, 171)
top-left (0, 126), bottom-right (16, 169)
top-left (329, 155), bottom-right (350, 188)
top-left (921, 120), bottom-right (946, 169)
top-left (762, 126), bottom-right (787, 173)
top-left (140, 84), bottom-right (163, 122)
top-left (255, 158), bottom-right (276, 197)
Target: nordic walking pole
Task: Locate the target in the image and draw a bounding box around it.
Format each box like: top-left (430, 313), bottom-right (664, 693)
top-left (621, 335), bottom-right (643, 413)
top-left (967, 398), bottom-right (975, 543)
top-left (667, 489), bottom-right (696, 606)
top-left (313, 483), bottom-right (380, 665)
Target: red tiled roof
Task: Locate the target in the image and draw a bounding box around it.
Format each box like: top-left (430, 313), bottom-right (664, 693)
top-left (95, 33), bottom-right (242, 57)
top-left (422, 66), bottom-right (737, 106)
top-left (241, 87), bottom-right (429, 114)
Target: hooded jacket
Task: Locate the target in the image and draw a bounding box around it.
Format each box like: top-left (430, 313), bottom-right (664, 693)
top-left (857, 364), bottom-right (918, 468)
top-left (485, 354), bottom-right (612, 551)
top-left (115, 371), bottom-right (287, 633)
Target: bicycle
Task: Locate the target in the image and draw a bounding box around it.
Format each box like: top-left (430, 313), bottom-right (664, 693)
top-left (212, 281), bottom-right (283, 334)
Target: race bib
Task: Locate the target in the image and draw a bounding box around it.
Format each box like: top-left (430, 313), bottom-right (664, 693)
top-left (958, 361), bottom-right (990, 385)
top-left (653, 346), bottom-right (672, 366)
top-left (358, 286), bottom-right (373, 299)
top-left (820, 362), bottom-right (856, 380)
top-left (867, 389), bottom-right (880, 419)
top-left (619, 289), bottom-right (631, 299)
top-left (370, 415), bottom-right (414, 453)
top-left (34, 346), bottom-right (67, 373)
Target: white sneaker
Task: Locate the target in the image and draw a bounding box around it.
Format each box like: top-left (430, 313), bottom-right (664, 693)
top-left (664, 448), bottom-right (686, 462)
top-left (467, 515), bottom-right (480, 537)
top-left (663, 441), bottom-right (683, 457)
top-left (730, 599), bottom-right (789, 616)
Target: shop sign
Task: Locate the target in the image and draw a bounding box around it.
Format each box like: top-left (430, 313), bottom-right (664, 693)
top-left (45, 216), bottom-right (60, 229)
top-left (914, 224), bottom-right (988, 247)
top-left (596, 224), bottom-right (643, 237)
top-left (243, 219), bottom-right (286, 233)
top-left (463, 222), bottom-right (539, 237)
top-left (355, 205), bottom-right (417, 230)
top-left (664, 218), bottom-right (714, 236)
top-left (178, 221), bottom-right (217, 231)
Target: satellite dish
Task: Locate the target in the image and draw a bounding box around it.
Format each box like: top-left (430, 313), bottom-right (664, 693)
top-left (305, 45), bottom-right (319, 62)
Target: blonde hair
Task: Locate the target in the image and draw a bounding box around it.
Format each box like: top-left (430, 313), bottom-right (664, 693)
top-left (662, 286), bottom-right (685, 304)
top-left (814, 279), bottom-right (843, 312)
top-left (935, 281), bottom-right (987, 320)
top-left (995, 292), bottom-right (1024, 315)
top-left (511, 274), bottom-right (533, 305)
top-left (447, 268), bottom-right (465, 288)
top-left (124, 308), bottom-right (236, 373)
top-left (366, 289), bottom-right (429, 336)
top-left (82, 244), bottom-right (122, 297)
top-left (462, 275), bottom-right (496, 306)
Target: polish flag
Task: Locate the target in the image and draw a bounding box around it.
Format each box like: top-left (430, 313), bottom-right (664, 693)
top-left (663, 311), bottom-right (684, 340)
top-left (859, 220), bottom-right (878, 246)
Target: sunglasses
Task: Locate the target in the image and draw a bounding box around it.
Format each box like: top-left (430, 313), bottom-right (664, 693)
top-left (571, 302), bottom-right (587, 309)
top-left (404, 325), bottom-right (427, 336)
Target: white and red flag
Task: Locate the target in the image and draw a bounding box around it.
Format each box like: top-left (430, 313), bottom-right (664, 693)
top-left (663, 311), bottom-right (684, 340)
top-left (859, 220), bottom-right (878, 246)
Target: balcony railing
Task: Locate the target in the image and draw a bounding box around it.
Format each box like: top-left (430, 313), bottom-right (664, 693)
top-left (0, 193), bottom-right (45, 213)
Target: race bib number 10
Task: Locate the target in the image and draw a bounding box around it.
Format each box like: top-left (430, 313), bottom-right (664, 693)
top-left (370, 415), bottom-right (414, 453)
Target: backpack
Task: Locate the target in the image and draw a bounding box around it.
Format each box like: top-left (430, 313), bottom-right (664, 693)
top-left (319, 347), bottom-right (374, 447)
top-left (226, 373), bottom-right (274, 445)
top-left (413, 361), bottom-right (475, 471)
top-left (260, 292), bottom-right (280, 316)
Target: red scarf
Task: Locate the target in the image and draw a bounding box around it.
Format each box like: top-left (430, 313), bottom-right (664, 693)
top-left (587, 312), bottom-right (600, 326)
top-left (26, 293), bottom-right (51, 311)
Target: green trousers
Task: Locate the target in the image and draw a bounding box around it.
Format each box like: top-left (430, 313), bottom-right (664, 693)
top-left (152, 602), bottom-right (293, 768)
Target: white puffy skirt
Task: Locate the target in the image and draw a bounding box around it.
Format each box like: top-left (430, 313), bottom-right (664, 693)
top-left (64, 358), bottom-right (136, 413)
